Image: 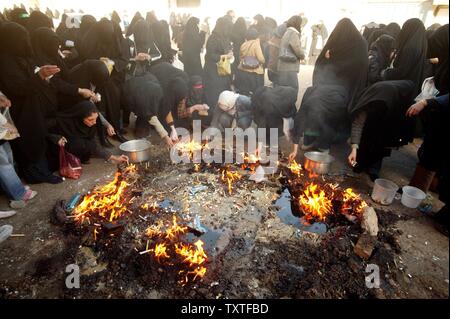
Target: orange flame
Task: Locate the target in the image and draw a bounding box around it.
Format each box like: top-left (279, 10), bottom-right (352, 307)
top-left (153, 243), bottom-right (170, 261)
top-left (288, 160), bottom-right (303, 177)
top-left (299, 183), bottom-right (333, 222)
top-left (73, 172), bottom-right (129, 224)
top-left (221, 168), bottom-right (242, 195)
top-left (342, 188), bottom-right (368, 215)
top-left (175, 240), bottom-right (207, 267)
top-left (165, 215), bottom-right (188, 240)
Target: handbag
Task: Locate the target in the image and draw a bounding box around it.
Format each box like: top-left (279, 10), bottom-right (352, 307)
top-left (59, 145), bottom-right (83, 180)
top-left (278, 45), bottom-right (298, 63)
top-left (217, 56), bottom-right (231, 76)
top-left (241, 56), bottom-right (260, 70)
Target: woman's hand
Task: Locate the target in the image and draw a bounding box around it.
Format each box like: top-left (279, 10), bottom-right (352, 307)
top-left (163, 135), bottom-right (175, 148)
top-left (90, 93), bottom-right (101, 103)
top-left (288, 144), bottom-right (299, 163)
top-left (109, 155), bottom-right (129, 164)
top-left (0, 94), bottom-right (11, 108)
top-left (38, 65), bottom-right (60, 80)
top-left (78, 88), bottom-right (95, 99)
top-left (136, 53), bottom-right (150, 61)
top-left (406, 99), bottom-right (427, 117)
top-left (325, 50), bottom-right (331, 59)
top-left (348, 147), bottom-right (358, 167)
top-left (170, 127), bottom-right (179, 143)
top-left (106, 125), bottom-right (116, 137)
top-left (58, 136), bottom-right (68, 147)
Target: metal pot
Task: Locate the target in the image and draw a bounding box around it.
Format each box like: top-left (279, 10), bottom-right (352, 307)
top-left (304, 152), bottom-right (335, 175)
top-left (119, 139), bottom-right (151, 163)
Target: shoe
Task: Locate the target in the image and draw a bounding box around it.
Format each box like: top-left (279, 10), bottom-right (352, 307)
top-left (10, 189), bottom-right (37, 209)
top-left (0, 211), bottom-right (16, 219)
top-left (46, 175), bottom-right (64, 184)
top-left (113, 134), bottom-right (128, 143)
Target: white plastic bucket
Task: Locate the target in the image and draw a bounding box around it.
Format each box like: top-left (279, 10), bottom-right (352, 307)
top-left (401, 186), bottom-right (427, 209)
top-left (371, 179), bottom-right (399, 205)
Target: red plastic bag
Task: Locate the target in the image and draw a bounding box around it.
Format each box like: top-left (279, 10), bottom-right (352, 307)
top-left (59, 146), bottom-right (83, 180)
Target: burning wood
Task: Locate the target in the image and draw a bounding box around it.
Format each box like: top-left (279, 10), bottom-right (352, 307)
top-left (220, 166), bottom-right (242, 195)
top-left (72, 171), bottom-right (130, 225)
top-left (142, 215), bottom-right (208, 286)
top-left (299, 183), bottom-right (333, 222)
top-left (285, 162), bottom-right (368, 224)
top-left (176, 140), bottom-right (209, 161)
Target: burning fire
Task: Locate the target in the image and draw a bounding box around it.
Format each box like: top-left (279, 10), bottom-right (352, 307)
top-left (73, 172), bottom-right (129, 224)
top-left (176, 140), bottom-right (208, 160)
top-left (299, 183), bottom-right (333, 222)
top-left (142, 216), bottom-right (208, 285)
top-left (220, 167), bottom-right (242, 195)
top-left (288, 160), bottom-right (303, 177)
top-left (240, 153), bottom-right (261, 174)
top-left (342, 188), bottom-right (368, 215)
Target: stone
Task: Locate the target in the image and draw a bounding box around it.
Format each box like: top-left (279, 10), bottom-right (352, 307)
top-left (361, 206), bottom-right (379, 237)
top-left (354, 233), bottom-right (377, 260)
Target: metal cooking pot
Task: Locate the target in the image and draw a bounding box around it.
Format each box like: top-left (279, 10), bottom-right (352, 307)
top-left (119, 139), bottom-right (151, 163)
top-left (304, 152), bottom-right (335, 175)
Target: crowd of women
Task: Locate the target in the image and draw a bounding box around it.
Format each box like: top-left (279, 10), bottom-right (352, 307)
top-left (0, 6), bottom-right (448, 234)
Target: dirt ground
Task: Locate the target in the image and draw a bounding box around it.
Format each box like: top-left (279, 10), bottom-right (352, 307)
top-left (0, 66), bottom-right (448, 299)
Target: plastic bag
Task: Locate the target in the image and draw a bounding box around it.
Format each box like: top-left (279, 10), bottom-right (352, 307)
top-left (415, 77), bottom-right (439, 102)
top-left (217, 56), bottom-right (231, 76)
top-left (0, 108), bottom-right (20, 141)
top-left (59, 146), bottom-right (83, 179)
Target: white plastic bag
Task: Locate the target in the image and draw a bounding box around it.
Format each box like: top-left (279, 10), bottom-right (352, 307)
top-left (415, 77), bottom-right (439, 102)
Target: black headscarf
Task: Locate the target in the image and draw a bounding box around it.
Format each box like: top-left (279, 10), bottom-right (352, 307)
top-left (111, 11), bottom-right (121, 25)
top-left (53, 100), bottom-right (99, 139)
top-left (384, 22), bottom-right (401, 39)
top-left (367, 28), bottom-right (387, 49)
top-left (384, 18), bottom-right (427, 94)
top-left (153, 20), bottom-right (176, 63)
top-left (286, 15), bottom-right (302, 33)
top-left (231, 17), bottom-right (247, 46)
top-left (79, 15), bottom-right (96, 38)
top-left (80, 19), bottom-right (121, 60)
top-left (253, 14), bottom-right (265, 33)
top-left (314, 18), bottom-right (368, 111)
top-left (69, 59), bottom-right (110, 88)
top-left (31, 27), bottom-right (62, 66)
top-left (182, 16), bottom-right (201, 51)
top-left (252, 86), bottom-right (297, 121)
top-left (428, 24), bottom-right (449, 94)
top-left (370, 34), bottom-right (396, 70)
top-left (246, 28), bottom-right (259, 41)
top-left (9, 8), bottom-right (29, 27)
top-left (0, 21), bottom-right (33, 58)
top-left (265, 17), bottom-right (278, 32)
top-left (26, 10), bottom-right (53, 33)
top-left (126, 12), bottom-right (143, 37)
top-left (123, 73), bottom-right (163, 119)
top-left (187, 75), bottom-right (204, 106)
top-left (133, 19), bottom-right (156, 54)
